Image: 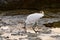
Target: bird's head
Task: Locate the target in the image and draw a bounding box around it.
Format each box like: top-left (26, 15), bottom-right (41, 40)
top-left (39, 11), bottom-right (44, 17)
top-left (40, 11), bottom-right (44, 14)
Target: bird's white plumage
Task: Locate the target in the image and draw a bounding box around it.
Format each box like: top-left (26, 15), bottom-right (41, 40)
top-left (25, 11), bottom-right (44, 25)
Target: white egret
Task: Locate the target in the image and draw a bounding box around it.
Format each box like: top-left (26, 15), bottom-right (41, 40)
top-left (24, 11), bottom-right (44, 33)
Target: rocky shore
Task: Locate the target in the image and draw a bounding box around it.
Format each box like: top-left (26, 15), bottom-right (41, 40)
top-left (0, 15), bottom-right (60, 40)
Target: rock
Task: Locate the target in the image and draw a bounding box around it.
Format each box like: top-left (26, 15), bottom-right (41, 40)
top-left (51, 28), bottom-right (60, 34)
top-left (51, 35), bottom-right (60, 38)
top-left (1, 33), bottom-right (11, 38)
top-left (0, 26), bottom-right (10, 33)
top-left (19, 38), bottom-right (28, 40)
top-left (28, 37), bottom-right (41, 40)
top-left (27, 33), bottom-right (37, 37)
top-left (11, 28), bottom-right (26, 36)
top-left (9, 35), bottom-right (28, 40)
top-left (51, 35), bottom-right (60, 40)
top-left (1, 26), bottom-right (9, 30)
top-left (41, 27), bottom-right (51, 34)
top-left (11, 29), bottom-right (20, 35)
top-left (38, 36), bottom-right (56, 40)
top-left (0, 28), bottom-right (4, 35)
top-left (0, 36), bottom-right (3, 40)
top-left (34, 25), bottom-right (51, 34)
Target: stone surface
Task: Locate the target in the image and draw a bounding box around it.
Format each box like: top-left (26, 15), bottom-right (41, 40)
top-left (0, 15), bottom-right (60, 40)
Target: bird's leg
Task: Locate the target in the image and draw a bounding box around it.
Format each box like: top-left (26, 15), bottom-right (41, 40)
top-left (23, 23), bottom-right (27, 33)
top-left (32, 22), bottom-right (37, 33)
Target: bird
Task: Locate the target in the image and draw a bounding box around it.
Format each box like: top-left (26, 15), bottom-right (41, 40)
top-left (24, 11), bottom-right (44, 33)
